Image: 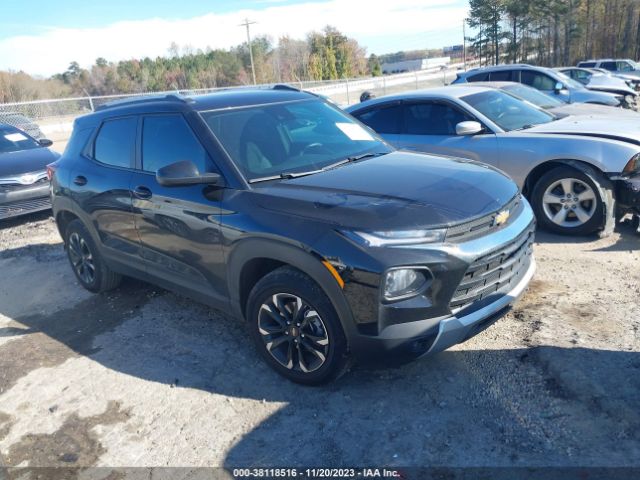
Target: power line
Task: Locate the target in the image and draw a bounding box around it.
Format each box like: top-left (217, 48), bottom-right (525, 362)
top-left (239, 18), bottom-right (257, 85)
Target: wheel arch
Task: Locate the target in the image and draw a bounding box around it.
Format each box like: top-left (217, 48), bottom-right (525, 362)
top-left (227, 238), bottom-right (356, 337)
top-left (523, 159), bottom-right (606, 198)
top-left (55, 209), bottom-right (81, 240)
top-left (524, 159), bottom-right (616, 236)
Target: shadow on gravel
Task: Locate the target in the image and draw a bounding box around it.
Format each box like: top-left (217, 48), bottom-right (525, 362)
top-left (2, 265), bottom-right (639, 466)
top-left (0, 211), bottom-right (52, 230)
top-left (2, 240), bottom-right (639, 467)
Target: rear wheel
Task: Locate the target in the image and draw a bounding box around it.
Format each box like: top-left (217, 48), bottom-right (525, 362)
top-left (65, 219), bottom-right (122, 293)
top-left (532, 166), bottom-right (605, 235)
top-left (246, 266), bottom-right (348, 385)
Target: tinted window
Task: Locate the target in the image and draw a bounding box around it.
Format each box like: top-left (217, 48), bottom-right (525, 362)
top-left (355, 104), bottom-right (402, 134)
top-left (601, 61), bottom-right (617, 71)
top-left (94, 117), bottom-right (137, 168)
top-left (467, 72), bottom-right (489, 82)
top-left (520, 71), bottom-right (556, 90)
top-left (578, 62), bottom-right (596, 68)
top-left (142, 114), bottom-right (211, 173)
top-left (403, 102), bottom-right (473, 135)
top-left (489, 70), bottom-right (513, 81)
top-left (461, 90), bottom-right (555, 132)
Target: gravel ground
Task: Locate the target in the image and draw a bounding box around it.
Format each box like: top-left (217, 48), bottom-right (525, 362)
top-left (0, 212), bottom-right (639, 470)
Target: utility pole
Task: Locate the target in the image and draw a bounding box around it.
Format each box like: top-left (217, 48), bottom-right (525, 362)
top-left (463, 18), bottom-right (467, 71)
top-left (239, 18), bottom-right (257, 85)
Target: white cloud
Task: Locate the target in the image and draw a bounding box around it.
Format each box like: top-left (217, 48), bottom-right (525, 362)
top-left (0, 0), bottom-right (468, 76)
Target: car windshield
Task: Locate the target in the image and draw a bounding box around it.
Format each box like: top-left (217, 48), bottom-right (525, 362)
top-left (201, 98), bottom-right (391, 182)
top-left (502, 84), bottom-right (566, 109)
top-left (461, 90), bottom-right (556, 132)
top-left (0, 127), bottom-right (40, 154)
top-left (556, 71), bottom-right (585, 89)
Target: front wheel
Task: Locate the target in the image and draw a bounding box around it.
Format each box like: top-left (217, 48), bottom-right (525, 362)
top-left (246, 266), bottom-right (349, 385)
top-left (531, 166), bottom-right (606, 235)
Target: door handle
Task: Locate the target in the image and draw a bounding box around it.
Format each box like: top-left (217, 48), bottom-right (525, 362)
top-left (73, 175), bottom-right (87, 186)
top-left (132, 186), bottom-right (152, 199)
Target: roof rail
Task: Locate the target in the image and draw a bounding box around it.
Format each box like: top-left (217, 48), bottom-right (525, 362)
top-left (95, 93), bottom-right (191, 112)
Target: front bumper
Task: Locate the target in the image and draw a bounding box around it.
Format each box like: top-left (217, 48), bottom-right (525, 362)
top-left (0, 183), bottom-right (51, 220)
top-left (615, 176), bottom-right (640, 213)
top-left (346, 199), bottom-right (537, 364)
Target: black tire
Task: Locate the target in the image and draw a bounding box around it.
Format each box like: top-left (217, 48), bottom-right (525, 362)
top-left (531, 166), bottom-right (606, 235)
top-left (65, 219), bottom-right (122, 293)
top-left (246, 266), bottom-right (349, 385)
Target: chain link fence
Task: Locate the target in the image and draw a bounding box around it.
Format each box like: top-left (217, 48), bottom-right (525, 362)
top-left (0, 63), bottom-right (464, 152)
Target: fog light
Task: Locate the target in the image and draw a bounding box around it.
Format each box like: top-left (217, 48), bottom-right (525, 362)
top-left (383, 268), bottom-right (429, 300)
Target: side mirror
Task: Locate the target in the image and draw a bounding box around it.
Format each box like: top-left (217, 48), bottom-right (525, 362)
top-left (456, 121), bottom-right (484, 136)
top-left (156, 160), bottom-right (222, 187)
top-left (38, 138), bottom-right (53, 147)
top-left (554, 82), bottom-right (565, 93)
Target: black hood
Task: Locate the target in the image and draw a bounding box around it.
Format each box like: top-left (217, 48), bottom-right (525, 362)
top-left (253, 151), bottom-right (518, 231)
top-left (0, 147), bottom-right (60, 177)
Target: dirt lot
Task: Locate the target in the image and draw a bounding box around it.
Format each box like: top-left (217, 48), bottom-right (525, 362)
top-left (0, 212), bottom-right (639, 471)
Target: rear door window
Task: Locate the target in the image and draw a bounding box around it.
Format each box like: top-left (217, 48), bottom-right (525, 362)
top-left (94, 117), bottom-right (137, 168)
top-left (601, 61), bottom-right (617, 71)
top-left (403, 102), bottom-right (473, 135)
top-left (489, 70), bottom-right (513, 81)
top-left (354, 103), bottom-right (402, 134)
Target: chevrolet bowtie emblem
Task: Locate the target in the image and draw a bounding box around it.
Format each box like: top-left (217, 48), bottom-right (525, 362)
top-left (495, 209), bottom-right (510, 226)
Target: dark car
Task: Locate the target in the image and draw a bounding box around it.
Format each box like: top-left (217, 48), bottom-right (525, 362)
top-left (0, 112), bottom-right (45, 139)
top-left (50, 87), bottom-right (536, 384)
top-left (0, 124), bottom-right (58, 220)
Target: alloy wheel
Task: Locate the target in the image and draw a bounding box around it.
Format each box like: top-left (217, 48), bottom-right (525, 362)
top-left (541, 178), bottom-right (597, 228)
top-left (68, 232), bottom-right (96, 284)
top-left (257, 293), bottom-right (330, 373)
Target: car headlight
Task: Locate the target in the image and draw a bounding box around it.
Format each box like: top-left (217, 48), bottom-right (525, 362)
top-left (346, 228), bottom-right (446, 247)
top-left (623, 153), bottom-right (640, 175)
top-left (383, 267), bottom-right (431, 301)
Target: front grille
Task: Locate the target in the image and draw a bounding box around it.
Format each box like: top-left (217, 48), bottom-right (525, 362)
top-left (0, 197), bottom-right (51, 218)
top-left (0, 177), bottom-right (48, 193)
top-left (449, 223), bottom-right (535, 311)
top-left (445, 195), bottom-right (523, 242)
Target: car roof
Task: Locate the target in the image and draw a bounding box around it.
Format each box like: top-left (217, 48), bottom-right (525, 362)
top-left (462, 63), bottom-right (547, 75)
top-left (79, 86), bottom-right (316, 126)
top-left (346, 85), bottom-right (495, 110)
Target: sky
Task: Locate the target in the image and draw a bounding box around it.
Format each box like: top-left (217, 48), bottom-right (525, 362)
top-left (0, 0), bottom-right (469, 77)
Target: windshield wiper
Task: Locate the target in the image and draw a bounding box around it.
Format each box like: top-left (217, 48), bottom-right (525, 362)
top-left (248, 152), bottom-right (388, 184)
top-left (249, 169), bottom-right (323, 183)
top-left (322, 152), bottom-right (388, 171)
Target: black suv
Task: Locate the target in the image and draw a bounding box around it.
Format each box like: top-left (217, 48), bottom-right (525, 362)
top-left (50, 87), bottom-right (536, 384)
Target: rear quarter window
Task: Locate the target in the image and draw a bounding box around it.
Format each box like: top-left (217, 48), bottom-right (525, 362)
top-left (467, 72), bottom-right (489, 82)
top-left (93, 117), bottom-right (137, 168)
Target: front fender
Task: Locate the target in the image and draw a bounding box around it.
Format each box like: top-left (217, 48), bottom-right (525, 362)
top-left (225, 237), bottom-right (358, 340)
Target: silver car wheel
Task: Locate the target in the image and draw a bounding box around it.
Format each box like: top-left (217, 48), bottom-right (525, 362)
top-left (542, 178), bottom-right (597, 228)
top-left (257, 293), bottom-right (329, 373)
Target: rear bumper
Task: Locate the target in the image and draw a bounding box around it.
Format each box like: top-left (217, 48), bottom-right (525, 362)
top-left (0, 183), bottom-right (51, 219)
